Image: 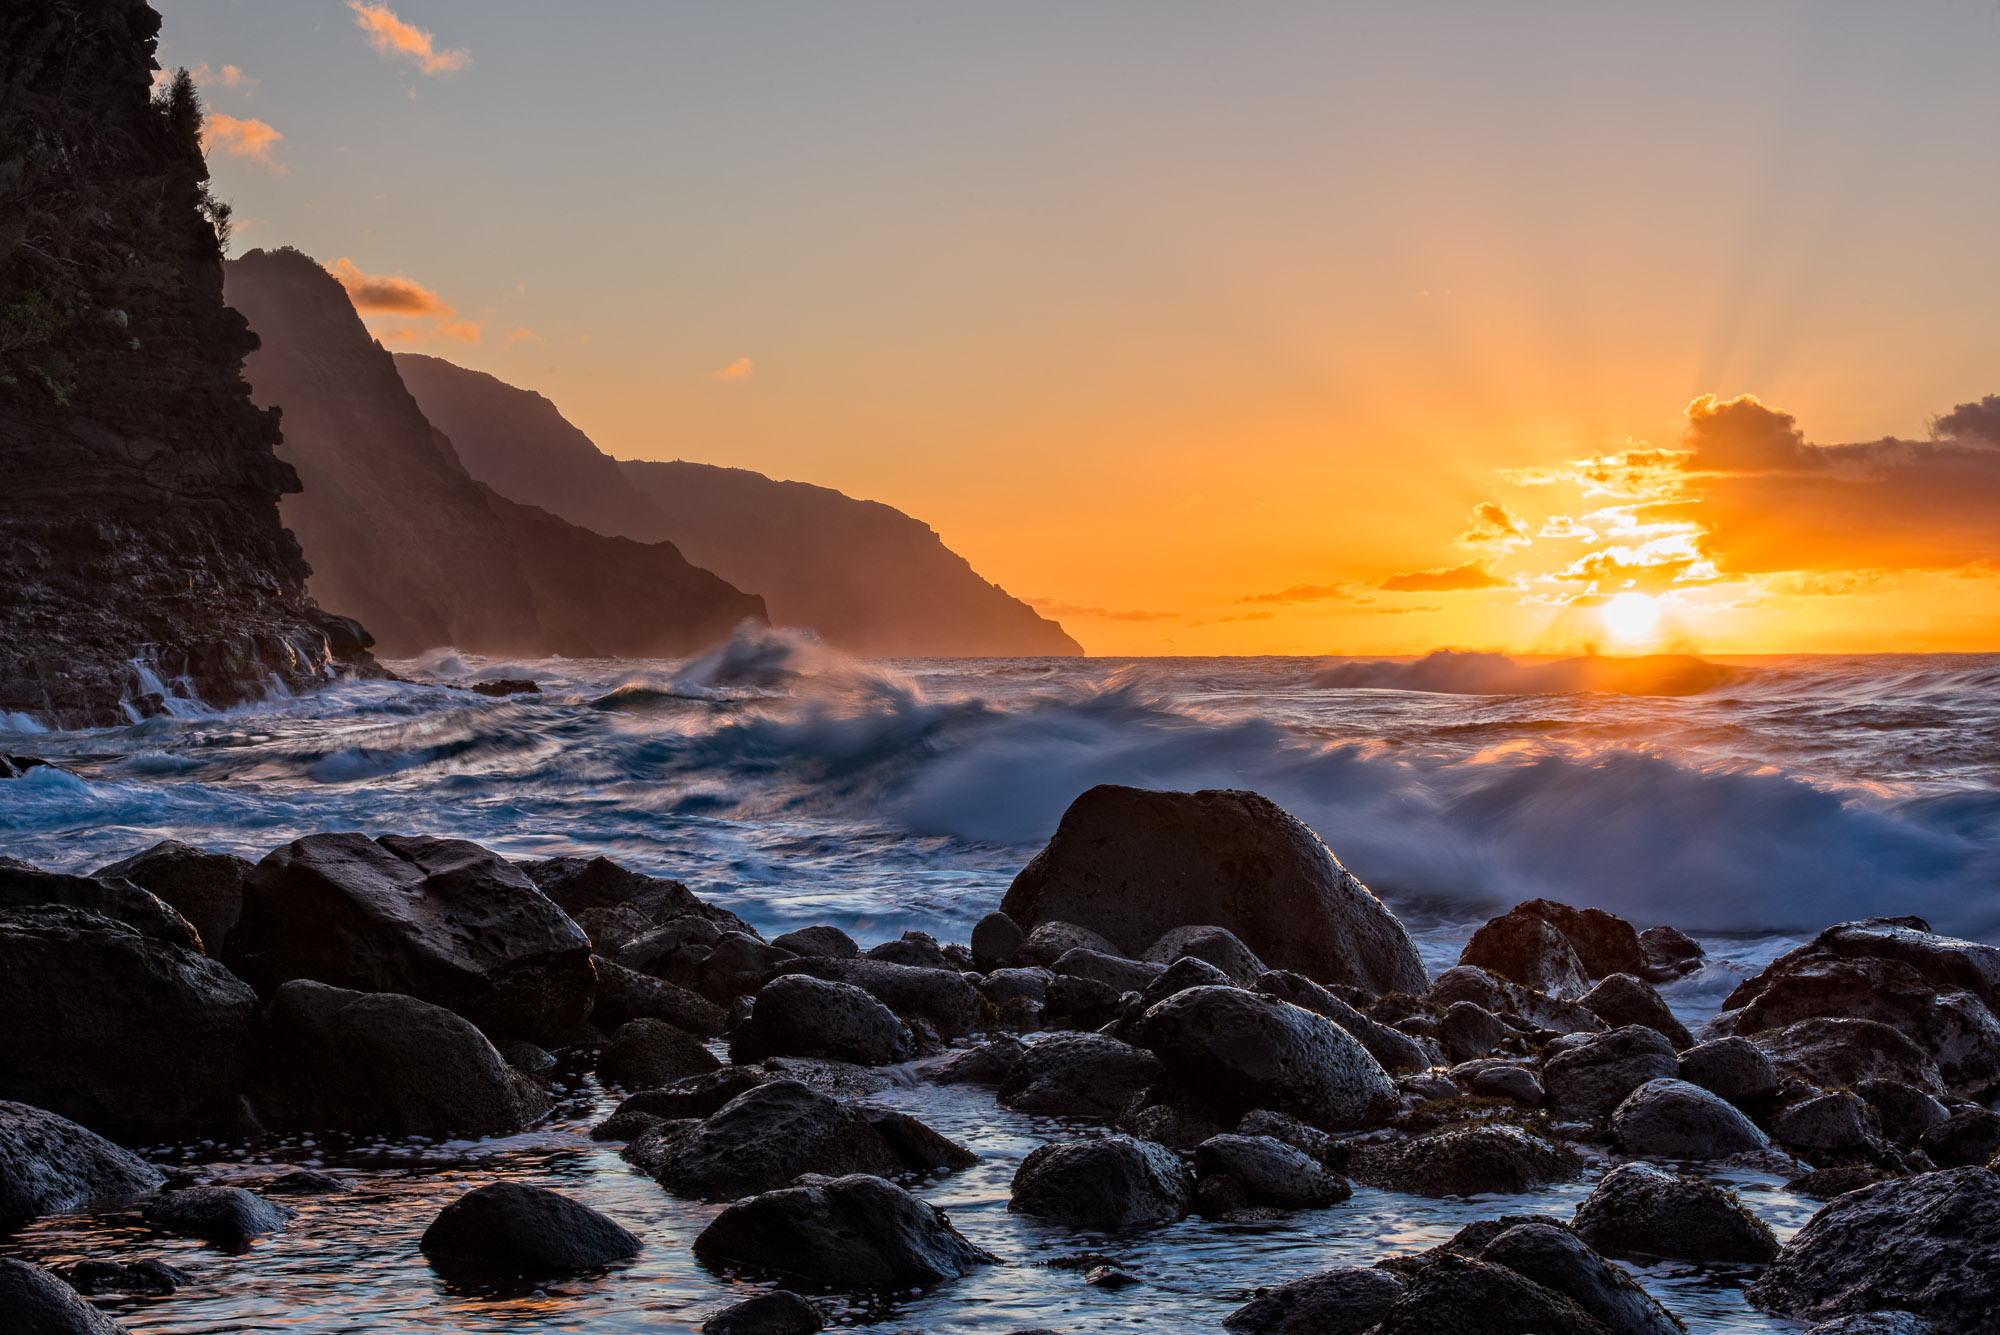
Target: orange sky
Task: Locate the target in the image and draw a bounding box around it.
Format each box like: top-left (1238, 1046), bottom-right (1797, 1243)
top-left (162, 2), bottom-right (2000, 654)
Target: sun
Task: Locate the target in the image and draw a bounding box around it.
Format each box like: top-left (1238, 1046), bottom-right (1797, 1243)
top-left (1600, 591), bottom-right (1662, 645)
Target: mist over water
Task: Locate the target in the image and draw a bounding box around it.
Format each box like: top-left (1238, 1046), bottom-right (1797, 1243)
top-left (3, 624), bottom-right (1997, 944)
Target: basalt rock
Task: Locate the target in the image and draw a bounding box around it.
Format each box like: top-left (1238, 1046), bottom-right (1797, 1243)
top-left (1222, 1264), bottom-right (1404, 1335)
top-left (1348, 1125), bottom-right (1583, 1197)
top-left (1010, 1135), bottom-right (1192, 1228)
top-left (1609, 1078), bottom-right (1774, 1159)
top-left (702, 1290), bottom-right (826, 1335)
top-left (0, 1258), bottom-right (125, 1335)
top-left (771, 924), bottom-right (860, 959)
top-left (1543, 1026), bottom-right (1681, 1125)
top-left (1143, 925), bottom-right (1267, 985)
top-left (1253, 969), bottom-right (1434, 1072)
top-left (1438, 1000), bottom-right (1512, 1063)
top-left (1728, 917), bottom-right (2000, 1015)
top-left (773, 956), bottom-right (986, 1038)
top-left (1770, 1091), bottom-right (1879, 1158)
top-left (1917, 1107), bottom-right (2000, 1167)
top-left (866, 931), bottom-right (952, 971)
top-left (94, 840), bottom-right (251, 953)
top-left (924, 1036), bottom-right (1027, 1086)
top-left (1372, 1253), bottom-right (1610, 1335)
top-left (1511, 900), bottom-right (1649, 980)
top-left (145, 1185), bottom-right (296, 1249)
top-left (1015, 919), bottom-right (1123, 968)
top-left (57, 1258), bottom-right (193, 1296)
top-left (1052, 947), bottom-right (1164, 994)
top-left (1001, 786), bottom-right (1428, 995)
top-left (1459, 910), bottom-right (1592, 998)
top-left (1676, 1036), bottom-right (1780, 1109)
top-left (0, 858), bottom-right (202, 951)
top-left (597, 1018), bottom-right (721, 1088)
top-left (0, 1100), bottom-right (163, 1221)
top-left (732, 974), bottom-right (914, 1066)
top-left (970, 911), bottom-right (1027, 971)
top-left (1638, 926), bottom-right (1705, 981)
top-left (1572, 1162), bottom-right (1779, 1263)
top-left (1478, 1220), bottom-right (1685, 1335)
top-left (693, 1173), bottom-right (996, 1288)
top-left (1856, 1078), bottom-right (1949, 1146)
top-left (1751, 1018), bottom-right (1947, 1099)
top-left (1194, 1133), bottom-right (1350, 1209)
top-left (591, 955), bottom-right (729, 1036)
top-left (520, 855), bottom-right (756, 935)
top-left (421, 1181), bottom-right (641, 1275)
top-left (997, 1033), bottom-right (1163, 1120)
top-left (1579, 974), bottom-right (1692, 1049)
top-left (227, 832), bottom-right (594, 1044)
top-left (1424, 965), bottom-right (1605, 1035)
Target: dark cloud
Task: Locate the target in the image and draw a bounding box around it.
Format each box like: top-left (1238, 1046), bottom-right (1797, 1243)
top-left (1380, 562), bottom-right (1507, 592)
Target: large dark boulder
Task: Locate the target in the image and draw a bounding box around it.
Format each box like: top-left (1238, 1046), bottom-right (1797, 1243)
top-left (1573, 1162), bottom-right (1778, 1263)
top-left (693, 1173), bottom-right (995, 1287)
top-left (1423, 965), bottom-right (1605, 1035)
top-left (1253, 970), bottom-right (1433, 1072)
top-left (1610, 1078), bottom-right (1774, 1159)
top-left (996, 1033), bottom-right (1162, 1120)
top-left (1747, 1168), bottom-right (2000, 1335)
top-left (0, 905), bottom-right (261, 1137)
top-left (597, 1018), bottom-right (721, 1088)
top-left (1223, 1265), bottom-right (1403, 1335)
top-left (227, 833), bottom-right (594, 1044)
top-left (1194, 1133), bottom-right (1350, 1209)
top-left (0, 1258), bottom-right (124, 1335)
top-left (518, 854), bottom-right (755, 935)
top-left (260, 980), bottom-right (548, 1136)
top-left (1751, 1018), bottom-right (1946, 1098)
top-left (1918, 1108), bottom-right (2000, 1168)
top-left (0, 1100), bottom-right (162, 1221)
top-left (1143, 925), bottom-right (1266, 985)
top-left (0, 857), bottom-right (201, 950)
top-left (772, 924), bottom-right (860, 959)
top-left (1578, 974), bottom-right (1692, 1049)
top-left (1348, 1125), bottom-right (1583, 1197)
top-left (1479, 1220), bottom-right (1683, 1335)
top-left (1728, 917), bottom-right (2000, 1015)
top-left (591, 956), bottom-right (729, 1036)
top-left (1009, 1135), bottom-right (1191, 1228)
top-left (999, 785), bottom-right (1427, 995)
top-left (1543, 1026), bottom-right (1680, 1124)
top-left (1459, 910), bottom-right (1591, 997)
top-left (94, 840), bottom-right (251, 954)
top-left (731, 975), bottom-right (913, 1066)
top-left (1140, 985), bottom-right (1399, 1130)
top-left (1372, 1253), bottom-right (1610, 1335)
top-left (145, 1185), bottom-right (296, 1249)
top-left (1511, 900), bottom-right (1648, 980)
top-left (702, 1289), bottom-right (826, 1335)
top-left (772, 956), bottom-right (986, 1037)
top-left (421, 1181), bottom-right (640, 1274)
top-left (1676, 1036), bottom-right (1779, 1108)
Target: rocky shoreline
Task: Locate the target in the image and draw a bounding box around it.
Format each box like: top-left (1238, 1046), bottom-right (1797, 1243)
top-left (2, 783), bottom-right (1996, 1334)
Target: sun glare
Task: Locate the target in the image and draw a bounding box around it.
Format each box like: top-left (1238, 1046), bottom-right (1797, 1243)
top-left (1600, 591), bottom-right (1661, 644)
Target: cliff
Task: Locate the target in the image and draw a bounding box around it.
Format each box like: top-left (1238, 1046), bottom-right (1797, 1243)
top-left (393, 356), bottom-right (1081, 657)
top-left (0, 2), bottom-right (371, 727)
top-left (223, 250), bottom-right (765, 659)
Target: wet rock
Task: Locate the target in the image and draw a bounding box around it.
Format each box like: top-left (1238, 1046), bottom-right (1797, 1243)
top-left (264, 1169), bottom-right (352, 1195)
top-left (615, 914), bottom-right (725, 979)
top-left (1787, 1165), bottom-right (1904, 1200)
top-left (1052, 947), bottom-right (1163, 994)
top-left (0, 1100), bottom-right (163, 1221)
top-left (997, 1032), bottom-right (1163, 1120)
top-left (1000, 785), bottom-right (1428, 995)
top-left (1376, 1214), bottom-right (1578, 1278)
top-left (773, 956), bottom-right (986, 1038)
top-left (1747, 1167), bottom-right (2000, 1335)
top-left (1460, 910), bottom-right (1592, 997)
top-left (1222, 1264), bottom-right (1404, 1335)
top-left (496, 1039), bottom-right (556, 1077)
top-left (591, 955), bottom-right (729, 1037)
top-left (1512, 900), bottom-right (1649, 980)
top-left (1729, 917), bottom-right (2000, 1017)
top-left (1579, 974), bottom-right (1692, 1049)
top-left (1916, 1107), bottom-right (2000, 1167)
top-left (1140, 955), bottom-right (1232, 1010)
top-left (694, 1173), bottom-right (996, 1287)
top-left (1085, 1264), bottom-right (1139, 1287)
top-left (1016, 919), bottom-right (1123, 968)
top-left (227, 833), bottom-right (595, 1044)
top-left (0, 906), bottom-right (262, 1137)
top-left (94, 840), bottom-right (251, 953)
top-left (1855, 1079), bottom-right (1949, 1145)
top-left (598, 1018), bottom-right (722, 1088)
top-left (702, 1289), bottom-right (826, 1335)
top-left (0, 857), bottom-right (202, 951)
top-left (1611, 1078), bottom-right (1774, 1159)
top-left (1143, 925), bottom-right (1266, 985)
top-left (1676, 1036), bottom-right (1779, 1108)
top-left (1438, 1000), bottom-right (1511, 1063)
top-left (771, 925), bottom-right (859, 959)
top-left (469, 678), bottom-right (539, 696)
top-left (145, 1185), bottom-right (296, 1249)
top-left (980, 966), bottom-right (1051, 1007)
top-left (1253, 970), bottom-right (1433, 1072)
top-left (1194, 1133), bottom-right (1350, 1209)
top-left (1041, 972), bottom-right (1125, 1029)
top-left (1802, 1316), bottom-right (1935, 1335)
top-left (1424, 965), bottom-right (1605, 1035)
top-left (1752, 1016), bottom-right (1946, 1098)
top-left (621, 1117), bottom-right (705, 1173)
top-left (1140, 985), bottom-right (1399, 1130)
top-left (57, 1258), bottom-right (192, 1295)
top-left (1372, 1253), bottom-right (1608, 1335)
top-left (1544, 1026), bottom-right (1680, 1124)
top-left (1120, 1102), bottom-right (1230, 1151)
top-left (650, 1080), bottom-right (904, 1198)
top-left (862, 1108), bottom-right (979, 1173)
top-left (864, 931), bottom-right (950, 971)
top-left (1350, 1125), bottom-right (1583, 1197)
top-left (925, 1036), bottom-right (1027, 1085)
top-left (1480, 1219), bottom-right (1684, 1335)
top-left (1472, 1063), bottom-right (1546, 1107)
top-left (420, 1181), bottom-right (640, 1274)
top-left (696, 932), bottom-right (801, 1003)
top-left (260, 980), bottom-right (548, 1137)
top-left (1772, 1091), bottom-right (1879, 1156)
top-left (1572, 1162), bottom-right (1779, 1263)
top-left (1010, 1135), bottom-right (1192, 1228)
top-left (0, 1257), bottom-right (124, 1335)
top-left (573, 903), bottom-right (656, 954)
top-left (593, 1108), bottom-right (665, 1141)
top-left (1638, 925), bottom-right (1705, 981)
top-left (731, 975), bottom-right (913, 1067)
top-left (613, 1067), bottom-right (774, 1122)
top-left (971, 910), bottom-right (1027, 971)
top-left (519, 854), bottom-right (754, 934)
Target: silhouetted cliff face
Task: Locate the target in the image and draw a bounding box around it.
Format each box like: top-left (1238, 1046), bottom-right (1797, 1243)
top-left (223, 250), bottom-right (765, 659)
top-left (392, 357), bottom-right (1080, 657)
top-left (0, 2), bottom-right (369, 727)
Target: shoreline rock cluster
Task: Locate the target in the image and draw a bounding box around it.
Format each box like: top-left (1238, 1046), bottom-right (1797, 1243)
top-left (1, 783), bottom-right (1995, 1334)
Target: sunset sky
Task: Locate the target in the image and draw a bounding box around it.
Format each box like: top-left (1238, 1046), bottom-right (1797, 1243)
top-left (159, 1), bottom-right (2000, 655)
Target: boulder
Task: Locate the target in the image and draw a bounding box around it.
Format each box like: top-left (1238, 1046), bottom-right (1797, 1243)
top-left (693, 1173), bottom-right (995, 1287)
top-left (0, 1100), bottom-right (162, 1221)
top-left (1728, 917), bottom-right (2000, 1015)
top-left (1771, 1091), bottom-right (1877, 1155)
top-left (772, 957), bottom-right (986, 1037)
top-left (57, 1258), bottom-right (192, 1295)
top-left (0, 1258), bottom-right (125, 1335)
top-left (1140, 955), bottom-right (1233, 1009)
top-left (702, 1289), bottom-right (826, 1335)
top-left (1052, 947), bottom-right (1163, 994)
top-left (771, 925), bottom-right (859, 959)
top-left (862, 1108), bottom-right (979, 1173)
top-left (692, 931), bottom-right (800, 1003)
top-left (980, 966), bottom-right (1051, 1007)
top-left (1638, 925), bottom-right (1705, 980)
top-left (1041, 973), bottom-right (1125, 1028)
top-left (227, 833), bottom-right (595, 1043)
top-left (1753, 1018), bottom-right (1947, 1098)
top-left (615, 915), bottom-right (724, 977)
top-left (1856, 1078), bottom-right (1950, 1146)
top-left (1918, 1108), bottom-right (2000, 1168)
top-left (1479, 1219), bottom-right (1683, 1335)
top-left (144, 1185), bottom-right (296, 1249)
top-left (1473, 1063), bottom-right (1546, 1107)
top-left (573, 904), bottom-right (656, 954)
top-left (1424, 965), bottom-right (1605, 1035)
top-left (265, 1170), bottom-right (353, 1194)
top-left (1543, 1026), bottom-right (1680, 1124)
top-left (94, 840), bottom-right (251, 952)
top-left (591, 956), bottom-right (729, 1036)
top-left (1194, 1133), bottom-right (1350, 1209)
top-left (924, 1036), bottom-right (1026, 1086)
top-left (1747, 1168), bottom-right (2000, 1335)
top-left (1349, 1125), bottom-right (1582, 1197)
top-left (733, 975), bottom-right (913, 1066)
top-left (1676, 1036), bottom-right (1778, 1108)
top-left (1222, 1264), bottom-right (1404, 1335)
top-left (1253, 970), bottom-right (1433, 1072)
top-left (1140, 985), bottom-right (1399, 1130)
top-left (1143, 925), bottom-right (1266, 985)
top-left (970, 911), bottom-right (1027, 971)
top-left (0, 905), bottom-right (261, 1137)
top-left (612, 1067), bottom-right (775, 1122)
top-left (1015, 919), bottom-right (1122, 967)
top-left (997, 1033), bottom-right (1163, 1120)
top-left (1459, 910), bottom-right (1591, 997)
top-left (1009, 1135), bottom-right (1191, 1227)
top-left (1372, 1253), bottom-right (1609, 1335)
top-left (420, 1181), bottom-right (640, 1274)
top-left (260, 980), bottom-right (548, 1137)
top-left (1438, 1000), bottom-right (1511, 1063)
top-left (597, 1018), bottom-right (721, 1088)
top-left (1122, 1100), bottom-right (1231, 1150)
top-left (1610, 1078), bottom-right (1774, 1159)
top-left (1572, 1162), bottom-right (1778, 1263)
top-left (1511, 899), bottom-right (1648, 980)
top-left (518, 854), bottom-right (754, 934)
top-left (865, 931), bottom-right (952, 970)
top-left (1000, 785), bottom-right (1428, 995)
top-left (1578, 974), bottom-right (1692, 1049)
top-left (0, 857), bottom-right (201, 950)
top-left (1802, 1317), bottom-right (1935, 1335)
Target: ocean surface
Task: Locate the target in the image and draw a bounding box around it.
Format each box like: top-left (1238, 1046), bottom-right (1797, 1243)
top-left (4, 627), bottom-right (1998, 1333)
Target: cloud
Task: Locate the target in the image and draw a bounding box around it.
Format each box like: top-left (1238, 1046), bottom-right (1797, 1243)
top-left (1237, 582), bottom-right (1357, 605)
top-left (327, 258), bottom-right (477, 343)
top-left (712, 357), bottom-right (754, 381)
top-left (202, 113), bottom-right (285, 170)
top-left (374, 320), bottom-right (481, 345)
top-left (1026, 599), bottom-right (1179, 621)
top-left (348, 1), bottom-right (471, 75)
top-left (503, 327), bottom-right (544, 348)
top-left (1219, 611), bottom-right (1274, 622)
top-left (1457, 500), bottom-right (1531, 553)
top-left (1369, 604), bottom-right (1440, 614)
top-left (189, 62), bottom-right (256, 90)
top-left (1380, 562), bottom-right (1508, 592)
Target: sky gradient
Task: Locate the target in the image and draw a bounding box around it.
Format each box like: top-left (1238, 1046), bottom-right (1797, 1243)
top-left (159, 1), bottom-right (2000, 654)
